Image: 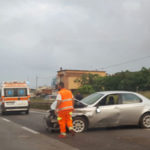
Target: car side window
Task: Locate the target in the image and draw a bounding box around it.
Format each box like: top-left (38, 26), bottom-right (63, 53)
top-left (121, 93), bottom-right (142, 104)
top-left (97, 94), bottom-right (120, 106)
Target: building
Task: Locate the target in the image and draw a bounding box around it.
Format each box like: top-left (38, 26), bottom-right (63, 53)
top-left (36, 86), bottom-right (52, 97)
top-left (57, 69), bottom-right (107, 91)
top-left (30, 89), bottom-right (36, 97)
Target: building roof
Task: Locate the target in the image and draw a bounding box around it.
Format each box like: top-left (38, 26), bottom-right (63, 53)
top-left (57, 69), bottom-right (106, 73)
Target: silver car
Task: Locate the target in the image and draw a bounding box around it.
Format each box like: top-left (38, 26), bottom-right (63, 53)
top-left (45, 91), bottom-right (150, 133)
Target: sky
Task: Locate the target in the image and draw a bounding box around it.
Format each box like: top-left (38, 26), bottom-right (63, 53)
top-left (0, 0), bottom-right (150, 88)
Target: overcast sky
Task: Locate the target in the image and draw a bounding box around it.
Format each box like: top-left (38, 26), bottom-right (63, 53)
top-left (0, 0), bottom-right (150, 88)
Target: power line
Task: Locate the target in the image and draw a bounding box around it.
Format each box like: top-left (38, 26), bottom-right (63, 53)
top-left (103, 55), bottom-right (150, 69)
top-left (35, 76), bottom-right (52, 89)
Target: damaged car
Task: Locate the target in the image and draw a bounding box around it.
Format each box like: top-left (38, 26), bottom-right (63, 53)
top-left (44, 91), bottom-right (150, 133)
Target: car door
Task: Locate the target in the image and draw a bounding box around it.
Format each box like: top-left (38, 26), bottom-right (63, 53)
top-left (93, 94), bottom-right (120, 127)
top-left (118, 93), bottom-right (144, 125)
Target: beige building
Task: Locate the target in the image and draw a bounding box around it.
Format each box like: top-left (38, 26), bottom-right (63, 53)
top-left (57, 69), bottom-right (107, 91)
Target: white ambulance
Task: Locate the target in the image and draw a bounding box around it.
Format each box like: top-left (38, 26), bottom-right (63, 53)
top-left (0, 81), bottom-right (30, 115)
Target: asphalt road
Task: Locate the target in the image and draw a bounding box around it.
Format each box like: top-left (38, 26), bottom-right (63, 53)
top-left (1, 110), bottom-right (150, 150)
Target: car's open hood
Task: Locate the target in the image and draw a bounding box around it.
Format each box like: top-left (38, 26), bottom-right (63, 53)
top-left (74, 99), bottom-right (88, 108)
top-left (50, 99), bottom-right (88, 110)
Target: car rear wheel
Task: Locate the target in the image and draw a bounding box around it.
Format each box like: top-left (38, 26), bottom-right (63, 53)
top-left (73, 117), bottom-right (88, 133)
top-left (140, 113), bottom-right (150, 128)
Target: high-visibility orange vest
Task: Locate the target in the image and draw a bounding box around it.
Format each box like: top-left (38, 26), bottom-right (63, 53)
top-left (58, 88), bottom-right (73, 112)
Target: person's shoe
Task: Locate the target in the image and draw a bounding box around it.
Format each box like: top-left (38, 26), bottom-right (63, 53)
top-left (69, 130), bottom-right (75, 136)
top-left (58, 134), bottom-right (66, 138)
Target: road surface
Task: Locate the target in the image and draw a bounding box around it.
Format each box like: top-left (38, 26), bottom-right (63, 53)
top-left (1, 109), bottom-right (150, 150)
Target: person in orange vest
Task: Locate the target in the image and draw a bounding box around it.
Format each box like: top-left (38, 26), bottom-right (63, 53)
top-left (55, 82), bottom-right (75, 138)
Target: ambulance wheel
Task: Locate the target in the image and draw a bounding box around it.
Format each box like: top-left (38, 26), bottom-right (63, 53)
top-left (25, 110), bottom-right (29, 114)
top-left (1, 105), bottom-right (6, 115)
top-left (1, 111), bottom-right (6, 115)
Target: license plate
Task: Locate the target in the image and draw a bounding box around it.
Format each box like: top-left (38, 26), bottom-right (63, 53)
top-left (16, 101), bottom-right (27, 105)
top-left (6, 102), bottom-right (15, 105)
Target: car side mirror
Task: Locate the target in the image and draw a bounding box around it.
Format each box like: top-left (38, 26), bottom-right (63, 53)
top-left (96, 108), bottom-right (101, 113)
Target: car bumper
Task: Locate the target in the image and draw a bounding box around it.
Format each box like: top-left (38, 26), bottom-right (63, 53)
top-left (3, 106), bottom-right (29, 112)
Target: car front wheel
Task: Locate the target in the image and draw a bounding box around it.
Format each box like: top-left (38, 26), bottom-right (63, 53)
top-left (73, 117), bottom-right (88, 133)
top-left (140, 113), bottom-right (150, 128)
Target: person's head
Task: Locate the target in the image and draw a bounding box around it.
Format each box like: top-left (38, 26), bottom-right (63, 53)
top-left (77, 92), bottom-right (81, 95)
top-left (57, 82), bottom-right (64, 91)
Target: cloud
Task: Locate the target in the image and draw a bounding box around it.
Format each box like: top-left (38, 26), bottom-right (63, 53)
top-left (123, 0), bottom-right (141, 11)
top-left (0, 0), bottom-right (150, 87)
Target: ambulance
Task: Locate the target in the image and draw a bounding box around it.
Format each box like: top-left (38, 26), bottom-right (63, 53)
top-left (0, 81), bottom-right (30, 115)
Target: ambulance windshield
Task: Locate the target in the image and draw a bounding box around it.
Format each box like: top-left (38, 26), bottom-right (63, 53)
top-left (4, 88), bottom-right (27, 97)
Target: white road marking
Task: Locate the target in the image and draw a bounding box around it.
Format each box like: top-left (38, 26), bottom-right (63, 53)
top-left (1, 117), bottom-right (40, 134)
top-left (2, 118), bottom-right (10, 122)
top-left (21, 126), bottom-right (40, 134)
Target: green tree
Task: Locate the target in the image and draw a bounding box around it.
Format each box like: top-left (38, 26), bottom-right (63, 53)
top-left (75, 67), bottom-right (150, 95)
top-left (75, 74), bottom-right (104, 95)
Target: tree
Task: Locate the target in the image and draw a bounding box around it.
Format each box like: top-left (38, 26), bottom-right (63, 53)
top-left (75, 74), bottom-right (104, 95)
top-left (75, 67), bottom-right (150, 95)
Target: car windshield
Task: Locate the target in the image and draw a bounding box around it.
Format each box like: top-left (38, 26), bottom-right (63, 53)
top-left (81, 92), bottom-right (104, 105)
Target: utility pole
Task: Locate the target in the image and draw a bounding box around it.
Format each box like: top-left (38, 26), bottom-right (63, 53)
top-left (36, 76), bottom-right (38, 89)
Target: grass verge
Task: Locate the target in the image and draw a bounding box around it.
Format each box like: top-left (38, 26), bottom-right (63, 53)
top-left (30, 97), bottom-right (54, 110)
